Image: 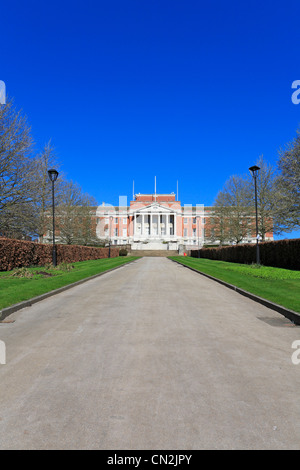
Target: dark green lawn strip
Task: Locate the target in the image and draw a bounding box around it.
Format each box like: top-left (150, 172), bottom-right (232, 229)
top-left (169, 256), bottom-right (300, 313)
top-left (0, 257), bottom-right (139, 309)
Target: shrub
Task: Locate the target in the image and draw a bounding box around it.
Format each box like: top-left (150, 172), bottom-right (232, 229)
top-left (55, 262), bottom-right (75, 271)
top-left (10, 267), bottom-right (34, 278)
top-left (119, 248), bottom-right (128, 256)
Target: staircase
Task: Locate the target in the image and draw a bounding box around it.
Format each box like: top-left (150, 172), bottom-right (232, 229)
top-left (130, 250), bottom-right (178, 257)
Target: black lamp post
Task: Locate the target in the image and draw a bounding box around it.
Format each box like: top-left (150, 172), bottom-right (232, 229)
top-left (249, 165), bottom-right (260, 265)
top-left (109, 216), bottom-right (113, 258)
top-left (197, 215), bottom-right (200, 258)
top-left (48, 169), bottom-right (59, 266)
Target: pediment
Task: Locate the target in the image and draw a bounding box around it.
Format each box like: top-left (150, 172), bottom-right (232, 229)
top-left (135, 203), bottom-right (174, 214)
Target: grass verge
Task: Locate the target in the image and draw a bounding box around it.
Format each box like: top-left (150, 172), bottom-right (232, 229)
top-left (0, 257), bottom-right (139, 310)
top-left (169, 256), bottom-right (300, 313)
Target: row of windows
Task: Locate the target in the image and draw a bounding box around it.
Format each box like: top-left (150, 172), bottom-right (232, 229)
top-left (103, 217), bottom-right (206, 224)
top-left (106, 228), bottom-right (205, 237)
top-left (105, 228), bottom-right (128, 237)
top-left (184, 229), bottom-right (205, 237)
top-left (105, 218), bottom-right (127, 224)
top-left (183, 217), bottom-right (205, 224)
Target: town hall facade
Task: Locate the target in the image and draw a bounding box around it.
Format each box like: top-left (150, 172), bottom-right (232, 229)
top-left (95, 192), bottom-right (273, 251)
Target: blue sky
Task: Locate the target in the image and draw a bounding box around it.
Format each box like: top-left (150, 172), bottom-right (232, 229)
top-left (1, 0), bottom-right (300, 238)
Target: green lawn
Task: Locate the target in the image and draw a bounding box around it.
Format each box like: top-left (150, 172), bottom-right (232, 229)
top-left (0, 257), bottom-right (139, 310)
top-left (169, 256), bottom-right (300, 313)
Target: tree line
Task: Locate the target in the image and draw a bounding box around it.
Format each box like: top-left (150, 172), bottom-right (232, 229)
top-left (211, 134), bottom-right (300, 244)
top-left (0, 97), bottom-right (101, 245)
top-left (1, 96), bottom-right (299, 246)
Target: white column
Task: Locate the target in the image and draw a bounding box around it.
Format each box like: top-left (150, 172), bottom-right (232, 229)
top-left (158, 214), bottom-right (160, 236)
top-left (174, 213), bottom-right (176, 237)
top-left (133, 214), bottom-right (136, 236)
top-left (142, 214), bottom-right (144, 236)
top-left (166, 214), bottom-right (169, 236)
top-left (150, 213), bottom-right (153, 237)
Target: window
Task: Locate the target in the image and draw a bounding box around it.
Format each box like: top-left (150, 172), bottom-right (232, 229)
top-left (123, 218), bottom-right (127, 224)
top-left (193, 228), bottom-right (196, 237)
top-left (202, 218), bottom-right (206, 224)
top-left (184, 218), bottom-right (187, 224)
top-left (123, 228), bottom-right (127, 237)
top-left (115, 217), bottom-right (118, 224)
top-left (193, 217), bottom-right (197, 224)
top-left (114, 228), bottom-right (118, 237)
top-left (105, 218), bottom-right (109, 224)
top-left (184, 228), bottom-right (188, 237)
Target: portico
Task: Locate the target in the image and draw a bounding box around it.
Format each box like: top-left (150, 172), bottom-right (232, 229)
top-left (131, 204), bottom-right (178, 240)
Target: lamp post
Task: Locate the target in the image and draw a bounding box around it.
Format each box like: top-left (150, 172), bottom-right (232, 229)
top-left (109, 216), bottom-right (113, 258)
top-left (197, 215), bottom-right (200, 258)
top-left (48, 169), bottom-right (59, 266)
top-left (249, 165), bottom-right (260, 265)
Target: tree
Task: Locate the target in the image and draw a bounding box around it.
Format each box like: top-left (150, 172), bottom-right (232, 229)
top-left (71, 193), bottom-right (99, 246)
top-left (274, 129), bottom-right (300, 233)
top-left (54, 180), bottom-right (98, 245)
top-left (248, 155), bottom-right (277, 241)
top-left (213, 175), bottom-right (252, 244)
top-left (0, 98), bottom-right (34, 236)
top-left (212, 192), bottom-right (232, 245)
top-left (30, 140), bottom-right (62, 241)
top-left (212, 157), bottom-right (278, 244)
top-left (0, 97), bottom-right (98, 243)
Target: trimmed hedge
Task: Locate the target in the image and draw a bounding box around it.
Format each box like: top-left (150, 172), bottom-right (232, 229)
top-left (191, 239), bottom-right (300, 270)
top-left (0, 238), bottom-right (120, 271)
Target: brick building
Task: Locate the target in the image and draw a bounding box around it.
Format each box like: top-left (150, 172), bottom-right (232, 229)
top-left (95, 192), bottom-right (274, 251)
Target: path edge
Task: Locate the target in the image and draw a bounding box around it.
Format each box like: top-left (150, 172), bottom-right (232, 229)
top-left (169, 257), bottom-right (300, 326)
top-left (0, 258), bottom-right (139, 322)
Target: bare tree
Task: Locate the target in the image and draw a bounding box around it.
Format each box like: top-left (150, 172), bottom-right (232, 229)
top-left (30, 140), bottom-right (63, 241)
top-left (213, 175), bottom-right (252, 244)
top-left (0, 97), bottom-right (99, 243)
top-left (54, 180), bottom-right (98, 245)
top-left (274, 129), bottom-right (300, 233)
top-left (212, 192), bottom-right (232, 245)
top-left (248, 155), bottom-right (277, 241)
top-left (0, 98), bottom-right (36, 236)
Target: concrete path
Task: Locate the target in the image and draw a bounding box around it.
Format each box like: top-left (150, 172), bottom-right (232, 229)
top-left (0, 257), bottom-right (299, 450)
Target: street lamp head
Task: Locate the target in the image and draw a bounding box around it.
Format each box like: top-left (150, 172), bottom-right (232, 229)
top-left (249, 165), bottom-right (260, 177)
top-left (48, 169), bottom-right (59, 182)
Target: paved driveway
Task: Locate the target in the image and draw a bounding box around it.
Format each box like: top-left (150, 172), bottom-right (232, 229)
top-left (0, 257), bottom-right (299, 449)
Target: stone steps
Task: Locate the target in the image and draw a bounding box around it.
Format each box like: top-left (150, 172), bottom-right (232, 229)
top-left (130, 250), bottom-right (178, 257)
